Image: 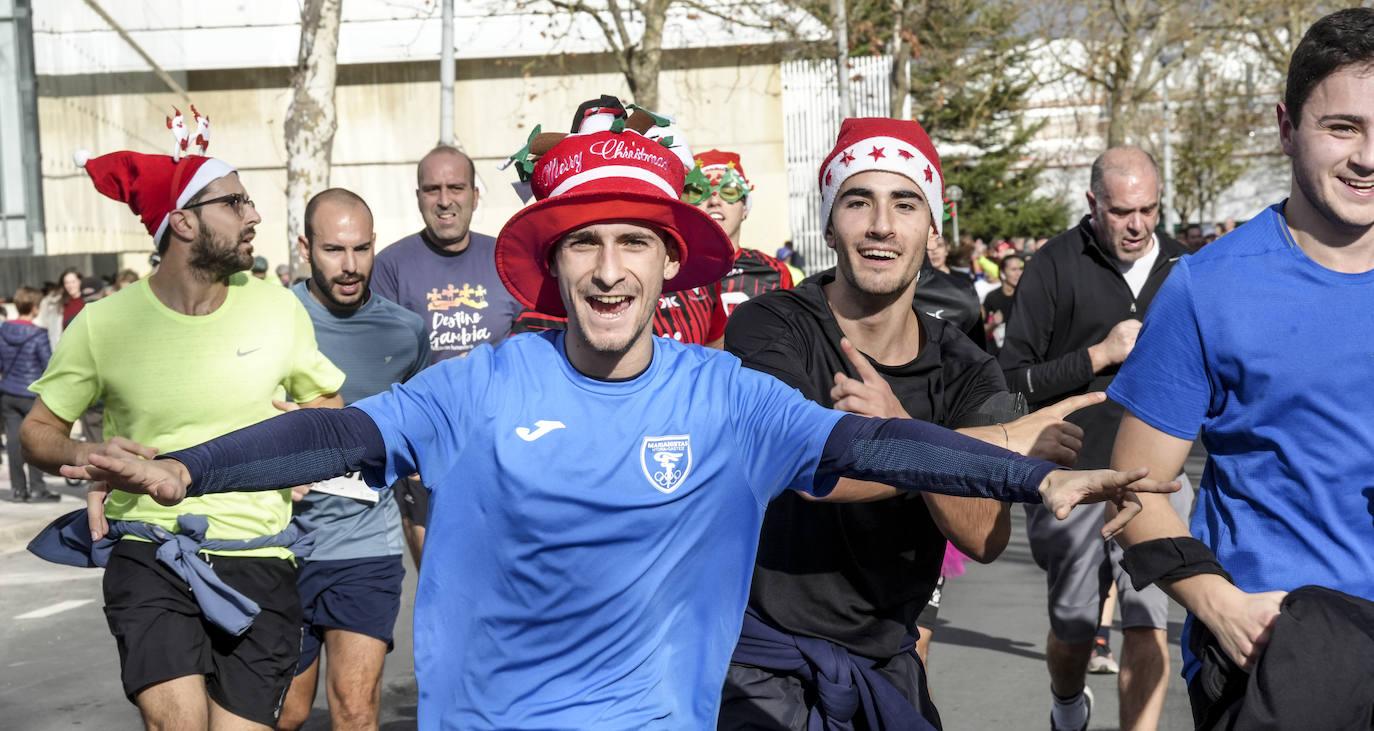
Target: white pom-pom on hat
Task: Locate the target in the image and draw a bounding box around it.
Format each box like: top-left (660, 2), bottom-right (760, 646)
top-left (73, 150), bottom-right (91, 168)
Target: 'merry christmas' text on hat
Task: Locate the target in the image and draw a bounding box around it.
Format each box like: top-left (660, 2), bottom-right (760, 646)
top-left (818, 117), bottom-right (944, 234)
top-left (496, 126), bottom-right (733, 317)
top-left (74, 107), bottom-right (234, 245)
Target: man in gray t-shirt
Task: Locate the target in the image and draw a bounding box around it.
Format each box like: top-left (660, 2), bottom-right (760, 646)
top-left (278, 188), bottom-right (429, 731)
top-left (371, 145), bottom-right (523, 563)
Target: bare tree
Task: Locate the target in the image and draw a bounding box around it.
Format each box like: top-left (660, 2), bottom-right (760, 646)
top-left (284, 0), bottom-right (342, 277)
top-left (1217, 0), bottom-right (1348, 81)
top-left (1040, 0), bottom-right (1206, 147)
top-left (534, 0), bottom-right (795, 111)
top-left (1170, 60), bottom-right (1252, 227)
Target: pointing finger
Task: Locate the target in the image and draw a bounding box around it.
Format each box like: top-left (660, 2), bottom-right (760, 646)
top-left (1040, 391), bottom-right (1107, 421)
top-left (839, 338), bottom-right (882, 384)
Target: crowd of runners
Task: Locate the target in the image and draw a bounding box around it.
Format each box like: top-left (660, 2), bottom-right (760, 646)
top-left (4, 7), bottom-right (1373, 730)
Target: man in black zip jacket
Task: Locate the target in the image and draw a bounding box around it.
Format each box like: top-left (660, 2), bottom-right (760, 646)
top-left (1000, 146), bottom-right (1191, 731)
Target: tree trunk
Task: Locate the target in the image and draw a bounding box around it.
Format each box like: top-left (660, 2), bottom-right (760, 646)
top-left (284, 0), bottom-right (342, 279)
top-left (627, 0), bottom-right (669, 110)
top-left (888, 0), bottom-right (910, 118)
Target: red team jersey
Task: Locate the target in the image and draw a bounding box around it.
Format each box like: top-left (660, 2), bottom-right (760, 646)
top-left (719, 248), bottom-right (795, 316)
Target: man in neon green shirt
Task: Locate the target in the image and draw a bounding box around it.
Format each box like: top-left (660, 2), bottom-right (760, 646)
top-left (22, 144), bottom-right (343, 731)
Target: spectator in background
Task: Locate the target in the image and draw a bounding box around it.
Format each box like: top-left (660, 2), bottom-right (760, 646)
top-left (59, 268), bottom-right (84, 329)
top-left (1, 286), bottom-right (57, 502)
top-left (1183, 224), bottom-right (1206, 250)
top-left (114, 269), bottom-right (140, 291)
top-left (251, 256), bottom-right (270, 279)
top-left (276, 263), bottom-right (291, 287)
top-left (926, 234), bottom-right (951, 273)
top-left (983, 253), bottom-right (1024, 354)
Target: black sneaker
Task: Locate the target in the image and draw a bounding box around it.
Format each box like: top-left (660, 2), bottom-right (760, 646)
top-left (30, 492), bottom-right (61, 502)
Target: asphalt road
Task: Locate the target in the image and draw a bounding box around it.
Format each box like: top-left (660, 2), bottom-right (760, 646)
top-left (1, 446), bottom-right (1205, 730)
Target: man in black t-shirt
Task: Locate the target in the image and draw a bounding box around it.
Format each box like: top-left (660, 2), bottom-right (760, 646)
top-left (720, 118), bottom-right (1096, 730)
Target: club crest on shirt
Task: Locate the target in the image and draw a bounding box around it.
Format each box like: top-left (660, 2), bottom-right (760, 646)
top-left (640, 435), bottom-right (692, 494)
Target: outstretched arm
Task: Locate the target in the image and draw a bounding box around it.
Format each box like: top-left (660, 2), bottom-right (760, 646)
top-left (813, 413), bottom-right (1177, 538)
top-left (64, 406), bottom-right (388, 538)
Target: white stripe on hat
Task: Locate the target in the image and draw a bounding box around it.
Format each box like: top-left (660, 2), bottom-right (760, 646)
top-left (152, 157), bottom-right (238, 244)
top-left (819, 135), bottom-right (942, 235)
top-left (549, 165), bottom-right (677, 199)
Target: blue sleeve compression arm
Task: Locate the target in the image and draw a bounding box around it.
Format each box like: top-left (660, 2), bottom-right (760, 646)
top-left (158, 407), bottom-right (389, 497)
top-left (814, 413), bottom-right (1058, 502)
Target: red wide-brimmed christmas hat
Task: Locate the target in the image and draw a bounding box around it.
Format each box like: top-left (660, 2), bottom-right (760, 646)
top-left (818, 117), bottom-right (944, 233)
top-left (75, 106), bottom-right (234, 244)
top-left (496, 115), bottom-right (733, 316)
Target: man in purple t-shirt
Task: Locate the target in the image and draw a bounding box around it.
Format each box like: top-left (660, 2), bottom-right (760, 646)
top-left (372, 145), bottom-right (522, 563)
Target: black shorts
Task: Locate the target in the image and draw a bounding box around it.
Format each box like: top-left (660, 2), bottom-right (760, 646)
top-left (394, 476), bottom-right (429, 526)
top-left (295, 555), bottom-right (405, 674)
top-left (102, 540), bottom-right (302, 727)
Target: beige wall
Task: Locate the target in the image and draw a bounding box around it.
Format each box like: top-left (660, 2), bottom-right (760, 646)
top-left (39, 47), bottom-right (790, 276)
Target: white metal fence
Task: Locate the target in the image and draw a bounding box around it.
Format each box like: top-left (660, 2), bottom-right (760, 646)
top-left (780, 54), bottom-right (890, 274)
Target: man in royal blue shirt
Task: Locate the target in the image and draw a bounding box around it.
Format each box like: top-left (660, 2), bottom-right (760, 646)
top-left (69, 105), bottom-right (1176, 729)
top-left (1108, 8), bottom-right (1374, 727)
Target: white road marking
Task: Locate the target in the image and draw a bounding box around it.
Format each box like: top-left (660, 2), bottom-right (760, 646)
top-left (0, 568), bottom-right (102, 587)
top-left (15, 599), bottom-right (94, 619)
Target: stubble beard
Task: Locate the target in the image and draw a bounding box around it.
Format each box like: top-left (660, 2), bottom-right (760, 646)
top-left (188, 226), bottom-right (253, 281)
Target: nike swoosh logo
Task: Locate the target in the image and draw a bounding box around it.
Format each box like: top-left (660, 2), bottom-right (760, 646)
top-left (516, 420), bottom-right (565, 442)
top-left (384, 355), bottom-right (394, 363)
top-left (236, 347), bottom-right (261, 357)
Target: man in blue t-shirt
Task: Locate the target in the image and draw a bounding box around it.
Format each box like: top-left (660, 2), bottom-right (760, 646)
top-left (69, 107), bottom-right (1176, 730)
top-left (372, 145), bottom-right (524, 566)
top-left (1108, 9), bottom-right (1374, 727)
top-left (277, 189), bottom-right (429, 731)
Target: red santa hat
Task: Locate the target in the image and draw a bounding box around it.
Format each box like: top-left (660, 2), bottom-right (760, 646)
top-left (694, 149), bottom-right (754, 213)
top-left (818, 117), bottom-right (944, 234)
top-left (75, 150), bottom-right (236, 244)
top-left (496, 128), bottom-right (734, 316)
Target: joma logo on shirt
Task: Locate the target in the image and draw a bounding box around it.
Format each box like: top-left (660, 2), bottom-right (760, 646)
top-left (640, 435), bottom-right (692, 494)
top-left (658, 295), bottom-right (680, 309)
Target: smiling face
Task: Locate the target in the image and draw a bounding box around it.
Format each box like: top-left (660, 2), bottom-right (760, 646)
top-left (826, 170), bottom-right (937, 299)
top-left (553, 222), bottom-right (681, 377)
top-left (693, 170), bottom-right (748, 248)
top-left (299, 197), bottom-right (376, 311)
top-left (1281, 64), bottom-right (1374, 235)
top-left (1086, 154), bottom-right (1160, 263)
top-left (416, 148), bottom-right (478, 251)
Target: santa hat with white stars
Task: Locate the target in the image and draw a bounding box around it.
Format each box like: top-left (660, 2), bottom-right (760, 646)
top-left (818, 117), bottom-right (944, 234)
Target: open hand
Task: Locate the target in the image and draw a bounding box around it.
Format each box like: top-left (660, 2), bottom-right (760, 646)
top-left (65, 437), bottom-right (160, 541)
top-left (62, 453), bottom-right (191, 540)
top-left (1038, 467), bottom-right (1180, 538)
top-left (830, 338), bottom-right (909, 419)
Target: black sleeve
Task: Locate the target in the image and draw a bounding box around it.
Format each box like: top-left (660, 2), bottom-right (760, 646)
top-left (998, 253), bottom-right (1094, 403)
top-left (161, 407), bottom-right (389, 497)
top-left (815, 413), bottom-right (1057, 501)
top-left (725, 297), bottom-right (827, 403)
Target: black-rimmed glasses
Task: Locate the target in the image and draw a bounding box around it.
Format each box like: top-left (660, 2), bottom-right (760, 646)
top-left (183, 193), bottom-right (256, 218)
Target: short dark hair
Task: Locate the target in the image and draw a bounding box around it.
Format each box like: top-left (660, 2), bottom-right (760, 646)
top-left (158, 184), bottom-right (214, 254)
top-left (1185, 223), bottom-right (1203, 234)
top-left (999, 253), bottom-right (1025, 270)
top-left (13, 286), bottom-right (42, 315)
top-left (1285, 8), bottom-right (1374, 128)
top-left (303, 187), bottom-right (373, 244)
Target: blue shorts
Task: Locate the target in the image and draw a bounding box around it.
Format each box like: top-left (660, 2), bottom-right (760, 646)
top-left (295, 555), bottom-right (405, 674)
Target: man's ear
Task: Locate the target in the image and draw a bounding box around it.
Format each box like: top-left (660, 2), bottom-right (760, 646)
top-left (824, 220), bottom-right (836, 250)
top-left (296, 235), bottom-right (311, 268)
top-left (1085, 190), bottom-right (1098, 215)
top-left (1277, 102), bottom-right (1296, 157)
top-left (168, 209), bottom-right (196, 241)
top-left (663, 239), bottom-right (682, 281)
